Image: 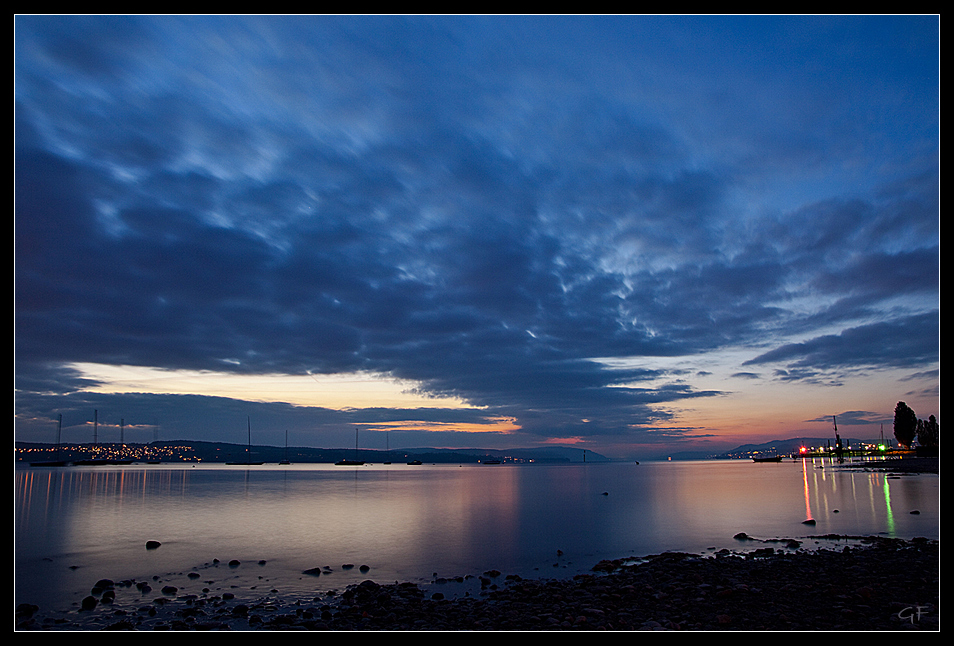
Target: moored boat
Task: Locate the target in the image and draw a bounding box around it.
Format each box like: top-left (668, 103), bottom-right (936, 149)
top-left (335, 429), bottom-right (365, 465)
top-left (226, 417), bottom-right (264, 465)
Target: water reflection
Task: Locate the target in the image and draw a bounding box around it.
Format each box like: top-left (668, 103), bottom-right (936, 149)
top-left (16, 461), bottom-right (937, 613)
top-left (883, 476), bottom-right (895, 534)
top-left (802, 458), bottom-right (812, 522)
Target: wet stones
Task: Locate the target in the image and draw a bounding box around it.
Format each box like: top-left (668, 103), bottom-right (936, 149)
top-left (15, 536), bottom-right (939, 632)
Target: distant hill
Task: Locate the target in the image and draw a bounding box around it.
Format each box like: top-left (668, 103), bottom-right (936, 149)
top-left (402, 446), bottom-right (609, 463)
top-left (15, 441), bottom-right (608, 465)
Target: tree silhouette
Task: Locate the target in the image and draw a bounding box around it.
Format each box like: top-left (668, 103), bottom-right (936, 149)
top-left (893, 401), bottom-right (918, 449)
top-left (917, 414), bottom-right (939, 448)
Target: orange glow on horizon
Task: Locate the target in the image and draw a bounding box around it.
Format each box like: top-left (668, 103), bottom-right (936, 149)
top-left (355, 417), bottom-right (520, 435)
top-left (543, 436), bottom-right (584, 445)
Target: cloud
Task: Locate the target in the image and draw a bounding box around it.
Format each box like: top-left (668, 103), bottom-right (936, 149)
top-left (805, 410), bottom-right (887, 426)
top-left (15, 16), bottom-right (939, 454)
top-left (745, 311), bottom-right (939, 375)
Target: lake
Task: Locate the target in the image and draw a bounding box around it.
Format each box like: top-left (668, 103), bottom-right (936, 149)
top-left (15, 459), bottom-right (939, 614)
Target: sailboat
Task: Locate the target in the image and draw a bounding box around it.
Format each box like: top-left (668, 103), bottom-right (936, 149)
top-left (335, 428), bottom-right (364, 465)
top-left (279, 430), bottom-right (291, 465)
top-left (30, 414), bottom-right (69, 467)
top-left (226, 417), bottom-right (264, 465)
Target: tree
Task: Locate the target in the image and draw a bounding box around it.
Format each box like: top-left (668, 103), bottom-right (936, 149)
top-left (893, 401), bottom-right (918, 449)
top-left (917, 414), bottom-right (939, 448)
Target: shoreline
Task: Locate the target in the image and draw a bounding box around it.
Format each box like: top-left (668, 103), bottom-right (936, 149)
top-left (16, 535), bottom-right (938, 631)
top-left (834, 456), bottom-right (938, 475)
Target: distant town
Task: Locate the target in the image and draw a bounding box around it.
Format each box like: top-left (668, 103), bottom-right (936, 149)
top-left (14, 441), bottom-right (608, 466)
top-left (714, 437), bottom-right (899, 461)
top-left (15, 434), bottom-right (924, 467)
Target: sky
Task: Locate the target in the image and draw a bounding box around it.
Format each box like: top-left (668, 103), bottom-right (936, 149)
top-left (14, 15), bottom-right (939, 460)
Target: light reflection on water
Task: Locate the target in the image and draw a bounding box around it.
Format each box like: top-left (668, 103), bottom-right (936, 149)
top-left (15, 460), bottom-right (938, 612)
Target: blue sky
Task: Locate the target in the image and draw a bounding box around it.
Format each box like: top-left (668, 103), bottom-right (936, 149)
top-left (15, 15), bottom-right (938, 459)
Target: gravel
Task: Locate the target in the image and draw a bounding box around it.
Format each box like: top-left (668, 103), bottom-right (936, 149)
top-left (15, 535), bottom-right (938, 631)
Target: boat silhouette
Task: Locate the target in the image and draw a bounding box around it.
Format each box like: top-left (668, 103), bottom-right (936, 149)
top-left (226, 417), bottom-right (264, 465)
top-left (30, 414), bottom-right (69, 467)
top-left (335, 428), bottom-right (365, 465)
top-left (279, 430), bottom-right (291, 465)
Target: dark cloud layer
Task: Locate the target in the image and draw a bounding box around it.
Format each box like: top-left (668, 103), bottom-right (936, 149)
top-left (15, 16), bottom-right (938, 456)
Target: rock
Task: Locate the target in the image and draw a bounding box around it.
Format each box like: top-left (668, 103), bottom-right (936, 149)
top-left (802, 519), bottom-right (816, 525)
top-left (16, 603), bottom-right (39, 619)
top-left (19, 536), bottom-right (939, 632)
top-left (80, 595), bottom-right (98, 611)
top-left (303, 567), bottom-right (323, 576)
top-left (228, 560), bottom-right (241, 567)
top-left (91, 579), bottom-right (115, 594)
top-left (146, 540), bottom-right (162, 550)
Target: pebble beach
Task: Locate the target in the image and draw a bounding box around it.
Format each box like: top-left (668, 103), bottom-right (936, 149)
top-left (15, 534), bottom-right (939, 632)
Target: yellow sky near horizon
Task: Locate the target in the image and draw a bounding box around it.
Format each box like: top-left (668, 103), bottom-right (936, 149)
top-left (69, 362), bottom-right (476, 411)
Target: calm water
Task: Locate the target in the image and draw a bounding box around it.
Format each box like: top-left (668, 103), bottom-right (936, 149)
top-left (15, 459), bottom-right (939, 613)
